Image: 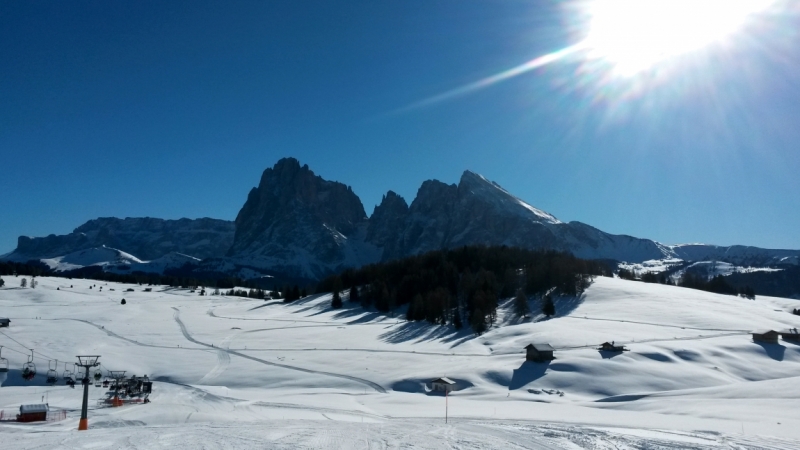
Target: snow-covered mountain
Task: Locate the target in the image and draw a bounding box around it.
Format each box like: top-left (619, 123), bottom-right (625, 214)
top-left (4, 217), bottom-right (234, 263)
top-left (221, 160), bottom-right (799, 280)
top-left (4, 158), bottom-right (799, 282)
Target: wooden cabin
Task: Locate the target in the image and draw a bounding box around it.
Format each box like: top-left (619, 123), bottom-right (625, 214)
top-left (752, 330), bottom-right (779, 344)
top-left (779, 328), bottom-right (800, 342)
top-left (525, 343), bottom-right (555, 362)
top-left (17, 404), bottom-right (48, 423)
top-left (430, 377), bottom-right (456, 393)
top-left (0, 318), bottom-right (10, 328)
top-left (598, 341), bottom-right (627, 352)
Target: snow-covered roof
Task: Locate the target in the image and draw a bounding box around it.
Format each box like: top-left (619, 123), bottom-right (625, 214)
top-left (20, 404), bottom-right (49, 413)
top-left (526, 343), bottom-right (555, 352)
top-left (431, 377), bottom-right (456, 385)
top-left (752, 329), bottom-right (778, 335)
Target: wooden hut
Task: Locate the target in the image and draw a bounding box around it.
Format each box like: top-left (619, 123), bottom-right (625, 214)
top-left (752, 330), bottom-right (779, 344)
top-left (779, 328), bottom-right (800, 343)
top-left (430, 377), bottom-right (456, 393)
top-left (17, 404), bottom-right (48, 423)
top-left (598, 341), bottom-right (627, 352)
top-left (525, 343), bottom-right (555, 362)
top-left (0, 318), bottom-right (9, 328)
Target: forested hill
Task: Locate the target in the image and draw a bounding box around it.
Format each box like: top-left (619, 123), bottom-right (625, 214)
top-left (317, 246), bottom-right (606, 334)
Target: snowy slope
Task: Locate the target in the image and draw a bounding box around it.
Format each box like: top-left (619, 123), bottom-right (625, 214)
top-left (2, 275), bottom-right (800, 447)
top-left (39, 246), bottom-right (143, 272)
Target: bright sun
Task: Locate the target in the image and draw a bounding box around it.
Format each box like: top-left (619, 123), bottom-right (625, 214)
top-left (584, 0), bottom-right (775, 76)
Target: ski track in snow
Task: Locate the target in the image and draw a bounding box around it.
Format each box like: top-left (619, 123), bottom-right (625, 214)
top-left (172, 307), bottom-right (387, 393)
top-left (4, 418), bottom-right (797, 449)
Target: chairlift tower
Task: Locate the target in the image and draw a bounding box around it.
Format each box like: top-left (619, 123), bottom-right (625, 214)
top-left (108, 370), bottom-right (127, 406)
top-left (75, 355), bottom-right (100, 430)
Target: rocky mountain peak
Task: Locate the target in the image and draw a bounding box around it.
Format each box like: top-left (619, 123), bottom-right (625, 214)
top-left (227, 158), bottom-right (369, 279)
top-left (366, 191), bottom-right (409, 261)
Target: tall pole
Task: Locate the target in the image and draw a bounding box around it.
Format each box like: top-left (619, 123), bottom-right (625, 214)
top-left (80, 365), bottom-right (90, 429)
top-left (445, 389), bottom-right (448, 424)
top-left (76, 355), bottom-right (100, 431)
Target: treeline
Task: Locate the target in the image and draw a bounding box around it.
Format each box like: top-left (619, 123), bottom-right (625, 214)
top-left (0, 260), bottom-right (258, 290)
top-left (618, 268), bottom-right (756, 299)
top-left (0, 260), bottom-right (50, 277)
top-left (318, 246), bottom-right (604, 334)
top-left (224, 285), bottom-right (307, 301)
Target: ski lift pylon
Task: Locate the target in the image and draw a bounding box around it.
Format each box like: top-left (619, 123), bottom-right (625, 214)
top-left (21, 349), bottom-right (36, 381)
top-left (0, 346), bottom-right (9, 373)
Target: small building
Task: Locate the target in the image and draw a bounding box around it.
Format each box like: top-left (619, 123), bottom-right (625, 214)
top-left (430, 377), bottom-right (457, 393)
top-left (779, 328), bottom-right (800, 342)
top-left (598, 341), bottom-right (627, 352)
top-left (0, 318), bottom-right (10, 328)
top-left (752, 330), bottom-right (779, 344)
top-left (525, 343), bottom-right (555, 362)
top-left (17, 404), bottom-right (48, 423)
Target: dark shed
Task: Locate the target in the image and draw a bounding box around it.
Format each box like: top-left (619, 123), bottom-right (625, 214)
top-left (752, 330), bottom-right (779, 343)
top-left (525, 343), bottom-right (555, 362)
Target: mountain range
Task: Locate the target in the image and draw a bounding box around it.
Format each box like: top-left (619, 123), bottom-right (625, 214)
top-left (4, 158), bottom-right (799, 287)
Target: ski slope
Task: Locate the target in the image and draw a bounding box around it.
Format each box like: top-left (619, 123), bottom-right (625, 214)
top-left (2, 275), bottom-right (800, 448)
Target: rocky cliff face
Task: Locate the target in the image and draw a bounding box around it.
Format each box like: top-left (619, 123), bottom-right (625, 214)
top-left (10, 217), bottom-right (234, 261)
top-left (226, 157), bottom-right (371, 279)
top-left (365, 191), bottom-right (409, 261)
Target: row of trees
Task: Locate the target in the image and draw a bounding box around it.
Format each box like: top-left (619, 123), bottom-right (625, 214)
top-left (618, 267), bottom-right (757, 299)
top-left (679, 273), bottom-right (755, 299)
top-left (318, 246), bottom-right (604, 334)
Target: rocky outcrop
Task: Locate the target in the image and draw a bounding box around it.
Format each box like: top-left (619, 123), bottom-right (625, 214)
top-left (365, 191), bottom-right (409, 261)
top-left (9, 217), bottom-right (234, 261)
top-left (226, 157), bottom-right (371, 279)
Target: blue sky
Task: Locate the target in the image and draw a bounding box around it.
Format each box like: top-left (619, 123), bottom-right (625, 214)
top-left (2, 0), bottom-right (799, 254)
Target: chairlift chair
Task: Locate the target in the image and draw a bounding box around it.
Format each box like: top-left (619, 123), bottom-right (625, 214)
top-left (21, 350), bottom-right (36, 381)
top-left (46, 359), bottom-right (59, 385)
top-left (102, 377), bottom-right (110, 388)
top-left (0, 347), bottom-right (9, 373)
top-left (63, 362), bottom-right (74, 385)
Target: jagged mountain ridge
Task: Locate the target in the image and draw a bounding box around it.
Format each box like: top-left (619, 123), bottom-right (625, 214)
top-left (224, 158), bottom-right (800, 280)
top-left (4, 158), bottom-right (799, 281)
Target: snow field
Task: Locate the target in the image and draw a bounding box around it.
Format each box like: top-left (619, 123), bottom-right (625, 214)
top-left (2, 275), bottom-right (800, 448)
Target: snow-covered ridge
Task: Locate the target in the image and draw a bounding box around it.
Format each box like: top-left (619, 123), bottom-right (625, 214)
top-left (459, 170), bottom-right (561, 224)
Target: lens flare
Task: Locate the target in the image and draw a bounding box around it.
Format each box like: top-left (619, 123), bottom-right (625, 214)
top-left (584, 0), bottom-right (776, 76)
top-left (392, 0), bottom-right (778, 114)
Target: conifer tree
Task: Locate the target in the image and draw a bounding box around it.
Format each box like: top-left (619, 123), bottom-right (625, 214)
top-left (331, 290), bottom-right (342, 309)
top-left (513, 288), bottom-right (530, 318)
top-left (331, 277), bottom-right (343, 309)
top-left (349, 284), bottom-right (360, 303)
top-left (542, 294), bottom-right (555, 317)
top-left (453, 309), bottom-right (463, 330)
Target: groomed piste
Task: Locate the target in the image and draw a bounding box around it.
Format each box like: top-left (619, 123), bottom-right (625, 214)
top-left (2, 275), bottom-right (800, 449)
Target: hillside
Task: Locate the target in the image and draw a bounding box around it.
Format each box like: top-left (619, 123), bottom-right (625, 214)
top-left (2, 274), bottom-right (800, 447)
